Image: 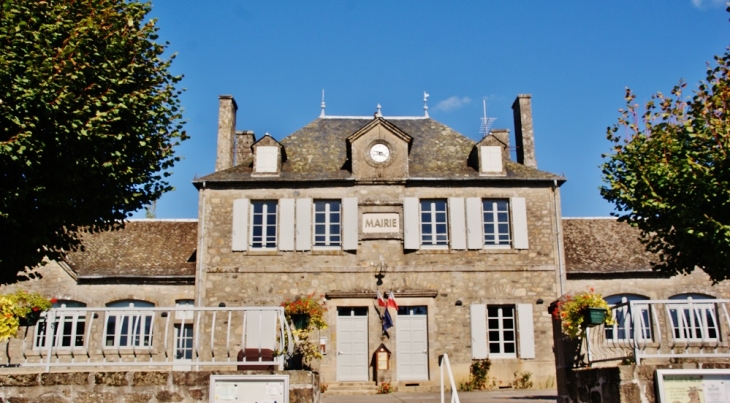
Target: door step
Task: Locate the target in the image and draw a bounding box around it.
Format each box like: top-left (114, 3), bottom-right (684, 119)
top-left (324, 382), bottom-right (379, 395)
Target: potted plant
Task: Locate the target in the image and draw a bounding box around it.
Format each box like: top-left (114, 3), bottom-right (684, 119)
top-left (281, 294), bottom-right (327, 369)
top-left (0, 291), bottom-right (55, 341)
top-left (553, 288), bottom-right (614, 339)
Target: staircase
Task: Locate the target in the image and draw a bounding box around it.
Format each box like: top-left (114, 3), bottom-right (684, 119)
top-left (324, 382), bottom-right (379, 395)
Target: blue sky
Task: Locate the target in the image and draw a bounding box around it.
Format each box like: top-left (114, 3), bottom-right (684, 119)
top-left (136, 0), bottom-right (730, 219)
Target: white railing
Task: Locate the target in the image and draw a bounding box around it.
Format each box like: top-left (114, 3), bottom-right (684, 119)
top-left (439, 354), bottom-right (460, 403)
top-left (0, 306), bottom-right (294, 372)
top-left (581, 299), bottom-right (730, 366)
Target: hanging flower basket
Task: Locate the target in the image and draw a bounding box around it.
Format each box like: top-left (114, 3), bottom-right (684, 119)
top-left (19, 310), bottom-right (42, 327)
top-left (582, 307), bottom-right (608, 327)
top-left (291, 314), bottom-right (310, 330)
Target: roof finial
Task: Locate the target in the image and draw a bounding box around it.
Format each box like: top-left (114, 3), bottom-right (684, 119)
top-left (320, 89), bottom-right (326, 118)
top-left (423, 91), bottom-right (430, 118)
top-left (375, 103), bottom-right (382, 118)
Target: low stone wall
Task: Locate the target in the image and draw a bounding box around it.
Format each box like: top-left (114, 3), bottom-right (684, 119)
top-left (560, 363), bottom-right (730, 403)
top-left (0, 370), bottom-right (319, 403)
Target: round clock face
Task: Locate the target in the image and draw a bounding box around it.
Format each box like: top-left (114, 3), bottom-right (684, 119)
top-left (369, 143), bottom-right (390, 163)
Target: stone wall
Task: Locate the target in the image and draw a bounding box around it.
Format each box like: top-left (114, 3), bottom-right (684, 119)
top-left (0, 370), bottom-right (319, 403)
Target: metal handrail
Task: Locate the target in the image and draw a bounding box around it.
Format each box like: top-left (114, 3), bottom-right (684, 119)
top-left (439, 354), bottom-right (460, 403)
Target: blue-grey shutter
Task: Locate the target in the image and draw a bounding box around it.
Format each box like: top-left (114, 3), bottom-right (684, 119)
top-left (470, 304), bottom-right (488, 359)
top-left (342, 197), bottom-right (358, 250)
top-left (279, 198), bottom-right (295, 251)
top-left (449, 197), bottom-right (466, 250)
top-left (295, 198), bottom-right (312, 251)
top-left (403, 197), bottom-right (420, 250)
top-left (466, 197), bottom-right (483, 250)
top-left (510, 197), bottom-right (529, 249)
top-left (517, 304), bottom-right (535, 359)
top-left (232, 198), bottom-right (250, 251)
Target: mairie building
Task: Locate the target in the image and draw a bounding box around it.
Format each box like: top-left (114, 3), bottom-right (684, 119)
top-left (190, 94), bottom-right (567, 388)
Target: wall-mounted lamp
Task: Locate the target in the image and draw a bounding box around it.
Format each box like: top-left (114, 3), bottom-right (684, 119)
top-left (455, 300), bottom-right (463, 306)
top-left (372, 255), bottom-right (387, 286)
top-left (536, 299), bottom-right (544, 305)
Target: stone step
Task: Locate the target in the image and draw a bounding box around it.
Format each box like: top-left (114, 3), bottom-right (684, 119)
top-left (325, 382), bottom-right (379, 395)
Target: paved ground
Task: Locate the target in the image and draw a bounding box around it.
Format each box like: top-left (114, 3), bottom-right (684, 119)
top-left (323, 389), bottom-right (557, 403)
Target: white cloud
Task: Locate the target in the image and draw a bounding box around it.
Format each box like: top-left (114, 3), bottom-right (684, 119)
top-left (433, 96), bottom-right (471, 112)
top-left (691, 0), bottom-right (725, 9)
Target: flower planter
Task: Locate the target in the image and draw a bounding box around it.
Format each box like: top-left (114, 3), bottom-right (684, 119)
top-left (291, 314), bottom-right (310, 330)
top-left (19, 311), bottom-right (42, 327)
top-left (583, 307), bottom-right (607, 327)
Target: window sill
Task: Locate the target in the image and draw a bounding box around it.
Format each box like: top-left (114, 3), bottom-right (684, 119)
top-left (479, 248), bottom-right (518, 254)
top-left (415, 248), bottom-right (451, 254)
top-left (487, 354), bottom-right (518, 359)
top-left (245, 250), bottom-right (280, 256)
top-left (311, 249), bottom-right (345, 256)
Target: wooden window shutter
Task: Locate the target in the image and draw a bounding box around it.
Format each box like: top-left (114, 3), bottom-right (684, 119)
top-left (465, 197), bottom-right (483, 249)
top-left (403, 197), bottom-right (420, 250)
top-left (342, 197), bottom-right (359, 250)
top-left (278, 198), bottom-right (295, 251)
top-left (510, 197), bottom-right (529, 249)
top-left (231, 198), bottom-right (250, 251)
top-left (470, 304), bottom-right (488, 359)
top-left (448, 197), bottom-right (466, 250)
top-left (295, 198), bottom-right (312, 251)
top-left (517, 303), bottom-right (536, 359)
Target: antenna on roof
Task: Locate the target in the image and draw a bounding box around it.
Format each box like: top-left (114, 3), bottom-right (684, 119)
top-left (423, 91), bottom-right (430, 118)
top-left (479, 99), bottom-right (497, 138)
top-left (320, 89), bottom-right (326, 118)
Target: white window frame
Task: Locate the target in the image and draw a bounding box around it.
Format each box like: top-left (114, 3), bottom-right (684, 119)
top-left (250, 200), bottom-right (278, 250)
top-left (313, 200), bottom-right (342, 249)
top-left (104, 301), bottom-right (155, 349)
top-left (174, 323), bottom-right (194, 361)
top-left (34, 301), bottom-right (87, 350)
top-left (420, 199), bottom-right (448, 248)
top-left (667, 295), bottom-right (718, 341)
top-left (605, 295), bottom-right (652, 342)
top-left (482, 199), bottom-right (511, 249)
top-left (487, 305), bottom-right (517, 358)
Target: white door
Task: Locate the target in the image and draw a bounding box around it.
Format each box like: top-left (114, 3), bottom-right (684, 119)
top-left (336, 307), bottom-right (369, 381)
top-left (396, 306), bottom-right (429, 380)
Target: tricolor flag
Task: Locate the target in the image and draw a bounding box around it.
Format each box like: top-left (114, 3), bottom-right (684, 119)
top-left (387, 291), bottom-right (398, 310)
top-left (376, 291), bottom-right (387, 307)
top-left (383, 308), bottom-right (393, 331)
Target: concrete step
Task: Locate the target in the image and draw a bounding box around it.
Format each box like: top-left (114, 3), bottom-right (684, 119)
top-left (325, 382), bottom-right (379, 395)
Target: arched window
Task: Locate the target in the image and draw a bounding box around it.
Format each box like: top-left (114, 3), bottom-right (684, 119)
top-left (34, 300), bottom-right (87, 349)
top-left (668, 294), bottom-right (717, 340)
top-left (104, 300), bottom-right (155, 348)
top-left (604, 294), bottom-right (651, 341)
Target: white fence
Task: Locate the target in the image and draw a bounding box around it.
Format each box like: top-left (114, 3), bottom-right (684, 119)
top-left (0, 306), bottom-right (294, 372)
top-left (581, 298), bottom-right (730, 365)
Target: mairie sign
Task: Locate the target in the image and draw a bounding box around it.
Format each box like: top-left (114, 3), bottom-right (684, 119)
top-left (362, 213), bottom-right (400, 233)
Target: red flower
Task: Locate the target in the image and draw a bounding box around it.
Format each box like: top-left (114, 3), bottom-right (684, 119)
top-left (32, 307), bottom-right (39, 312)
top-left (50, 298), bottom-right (58, 304)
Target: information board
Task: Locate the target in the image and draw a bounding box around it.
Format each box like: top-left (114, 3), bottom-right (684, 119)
top-left (209, 374), bottom-right (288, 403)
top-left (656, 369), bottom-right (730, 403)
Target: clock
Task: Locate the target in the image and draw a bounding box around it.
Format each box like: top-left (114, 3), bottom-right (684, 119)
top-left (369, 143), bottom-right (390, 163)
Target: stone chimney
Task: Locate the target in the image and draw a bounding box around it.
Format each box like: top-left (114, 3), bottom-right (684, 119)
top-left (235, 130), bottom-right (255, 166)
top-left (512, 94), bottom-right (537, 169)
top-left (216, 95), bottom-right (237, 172)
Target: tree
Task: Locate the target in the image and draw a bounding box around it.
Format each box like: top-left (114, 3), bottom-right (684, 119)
top-left (0, 0), bottom-right (186, 283)
top-left (601, 14), bottom-right (730, 283)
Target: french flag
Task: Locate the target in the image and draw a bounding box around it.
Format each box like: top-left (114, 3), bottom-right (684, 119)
top-left (376, 291), bottom-right (387, 307)
top-left (387, 291), bottom-right (398, 310)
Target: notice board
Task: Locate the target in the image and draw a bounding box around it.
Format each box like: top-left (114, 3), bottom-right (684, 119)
top-left (209, 374), bottom-right (289, 403)
top-left (656, 369), bottom-right (730, 403)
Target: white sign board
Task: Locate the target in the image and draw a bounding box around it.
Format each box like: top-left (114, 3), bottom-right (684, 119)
top-left (210, 374), bottom-right (288, 403)
top-left (362, 213), bottom-right (399, 233)
top-left (656, 369), bottom-right (730, 403)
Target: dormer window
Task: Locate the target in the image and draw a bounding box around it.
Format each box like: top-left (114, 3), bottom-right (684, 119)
top-left (255, 146), bottom-right (278, 173)
top-left (480, 146), bottom-right (503, 173)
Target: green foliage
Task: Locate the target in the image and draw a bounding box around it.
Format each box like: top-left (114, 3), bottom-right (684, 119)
top-left (377, 382), bottom-right (392, 394)
top-left (511, 371), bottom-right (533, 389)
top-left (553, 288), bottom-right (614, 339)
top-left (601, 7), bottom-right (730, 283)
top-left (460, 358), bottom-right (492, 391)
top-left (0, 0), bottom-right (186, 282)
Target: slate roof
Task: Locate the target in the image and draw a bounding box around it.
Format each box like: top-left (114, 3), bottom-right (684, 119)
top-left (63, 220), bottom-right (197, 279)
top-left (195, 117), bottom-right (564, 184)
top-left (562, 218), bottom-right (657, 274)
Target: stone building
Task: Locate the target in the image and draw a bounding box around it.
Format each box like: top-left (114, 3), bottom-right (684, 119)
top-left (189, 94), bottom-right (567, 389)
